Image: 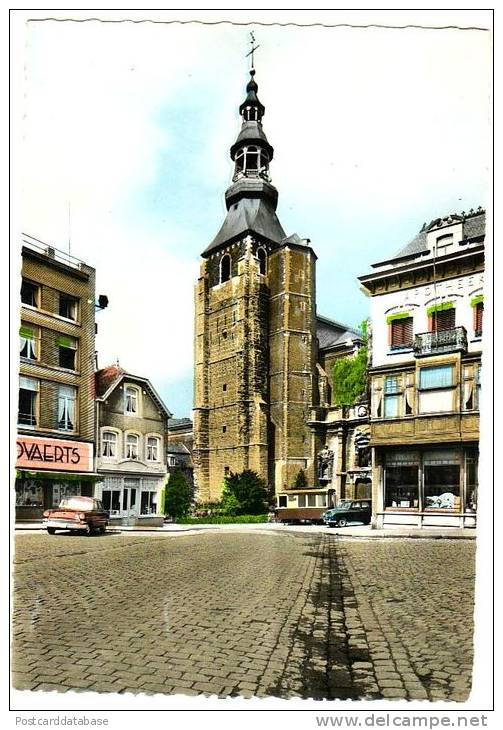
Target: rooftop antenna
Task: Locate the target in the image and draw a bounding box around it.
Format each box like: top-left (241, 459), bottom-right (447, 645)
top-left (245, 31), bottom-right (260, 71)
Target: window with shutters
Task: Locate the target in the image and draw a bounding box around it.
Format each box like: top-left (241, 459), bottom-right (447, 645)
top-left (430, 308), bottom-right (455, 332)
top-left (474, 302), bottom-right (483, 336)
top-left (390, 317), bottom-right (413, 349)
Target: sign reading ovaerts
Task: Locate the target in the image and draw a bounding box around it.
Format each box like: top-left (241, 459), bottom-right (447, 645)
top-left (16, 435), bottom-right (93, 472)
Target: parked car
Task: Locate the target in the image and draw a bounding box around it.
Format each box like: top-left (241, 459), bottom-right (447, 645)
top-left (43, 496), bottom-right (109, 535)
top-left (322, 499), bottom-right (371, 527)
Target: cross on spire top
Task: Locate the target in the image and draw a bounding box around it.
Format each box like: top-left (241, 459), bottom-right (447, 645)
top-left (245, 31), bottom-right (260, 71)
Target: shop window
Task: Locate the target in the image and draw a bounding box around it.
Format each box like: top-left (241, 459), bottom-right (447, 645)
top-left (102, 489), bottom-right (121, 513)
top-left (220, 254), bottom-right (231, 283)
top-left (102, 431), bottom-right (117, 458)
top-left (430, 308), bottom-right (455, 332)
top-left (19, 326), bottom-right (37, 360)
top-left (423, 452), bottom-right (460, 511)
top-left (124, 386), bottom-right (139, 415)
top-left (57, 335), bottom-right (77, 370)
top-left (140, 491), bottom-right (157, 515)
top-left (15, 480), bottom-right (44, 507)
top-left (52, 483), bottom-right (81, 508)
top-left (466, 450), bottom-right (478, 512)
top-left (418, 364), bottom-right (454, 414)
top-left (147, 436), bottom-right (160, 461)
top-left (126, 434), bottom-right (139, 460)
top-left (18, 377), bottom-right (38, 427)
top-left (257, 247), bottom-right (267, 275)
top-left (307, 493), bottom-right (317, 507)
top-left (298, 494), bottom-right (306, 507)
top-left (383, 376), bottom-right (401, 418)
top-left (58, 385), bottom-right (76, 431)
top-left (390, 317), bottom-right (413, 349)
top-left (474, 301), bottom-right (483, 337)
top-left (21, 280), bottom-right (39, 307)
top-left (278, 495), bottom-right (287, 508)
top-left (59, 293), bottom-right (78, 320)
top-left (316, 494), bottom-right (327, 507)
top-left (384, 454), bottom-right (419, 508)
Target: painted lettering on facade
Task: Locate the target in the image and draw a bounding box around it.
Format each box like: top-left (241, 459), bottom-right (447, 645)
top-left (16, 436), bottom-right (93, 472)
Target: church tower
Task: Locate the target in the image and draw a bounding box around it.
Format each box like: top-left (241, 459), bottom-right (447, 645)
top-left (193, 66), bottom-right (318, 502)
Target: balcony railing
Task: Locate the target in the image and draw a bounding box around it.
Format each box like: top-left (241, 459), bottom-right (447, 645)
top-left (414, 326), bottom-right (467, 356)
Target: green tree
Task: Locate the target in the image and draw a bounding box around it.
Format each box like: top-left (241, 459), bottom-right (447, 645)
top-left (220, 470), bottom-right (269, 515)
top-left (332, 320), bottom-right (369, 407)
top-left (293, 469), bottom-right (308, 489)
top-left (164, 470), bottom-right (192, 520)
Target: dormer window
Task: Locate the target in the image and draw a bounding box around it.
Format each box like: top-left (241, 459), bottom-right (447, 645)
top-left (220, 254), bottom-right (231, 283)
top-left (435, 234), bottom-right (454, 256)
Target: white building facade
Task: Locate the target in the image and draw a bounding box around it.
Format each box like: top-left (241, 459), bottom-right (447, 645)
top-left (359, 210), bottom-right (484, 529)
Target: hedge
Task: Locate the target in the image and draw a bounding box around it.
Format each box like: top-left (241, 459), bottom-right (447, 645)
top-left (178, 514), bottom-right (269, 524)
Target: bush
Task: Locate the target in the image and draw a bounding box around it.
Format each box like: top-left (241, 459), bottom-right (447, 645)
top-left (179, 514), bottom-right (269, 524)
top-left (221, 469), bottom-right (269, 515)
top-left (164, 470), bottom-right (192, 520)
top-left (293, 469), bottom-right (307, 489)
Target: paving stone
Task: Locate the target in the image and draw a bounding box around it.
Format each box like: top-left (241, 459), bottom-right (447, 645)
top-left (12, 531), bottom-right (475, 703)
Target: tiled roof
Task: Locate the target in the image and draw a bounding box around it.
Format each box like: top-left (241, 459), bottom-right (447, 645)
top-left (392, 209), bottom-right (485, 260)
top-left (95, 366), bottom-right (123, 397)
top-left (168, 417), bottom-right (193, 430)
top-left (316, 315), bottom-right (363, 350)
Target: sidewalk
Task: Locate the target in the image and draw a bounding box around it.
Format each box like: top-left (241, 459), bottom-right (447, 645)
top-left (14, 521), bottom-right (476, 539)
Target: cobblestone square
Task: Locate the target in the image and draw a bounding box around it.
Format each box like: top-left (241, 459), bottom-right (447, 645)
top-left (12, 531), bottom-right (475, 701)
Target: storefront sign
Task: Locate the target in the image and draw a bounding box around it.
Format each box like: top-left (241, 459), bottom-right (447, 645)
top-left (16, 435), bottom-right (93, 472)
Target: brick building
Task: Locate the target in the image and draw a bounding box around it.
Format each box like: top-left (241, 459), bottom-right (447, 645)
top-left (94, 365), bottom-right (171, 526)
top-left (193, 69), bottom-right (367, 509)
top-left (16, 235), bottom-right (98, 521)
top-left (359, 210), bottom-right (484, 528)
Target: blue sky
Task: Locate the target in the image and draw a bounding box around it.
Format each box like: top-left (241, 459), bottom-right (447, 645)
top-left (21, 17), bottom-right (491, 419)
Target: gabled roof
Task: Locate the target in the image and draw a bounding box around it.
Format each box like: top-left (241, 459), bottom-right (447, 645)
top-left (316, 315), bottom-right (363, 351)
top-left (168, 417), bottom-right (193, 431)
top-left (95, 366), bottom-right (172, 420)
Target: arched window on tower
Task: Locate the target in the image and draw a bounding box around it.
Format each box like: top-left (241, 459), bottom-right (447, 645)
top-left (244, 106), bottom-right (257, 122)
top-left (246, 146), bottom-right (259, 172)
top-left (257, 247), bottom-right (267, 275)
top-left (220, 254), bottom-right (231, 283)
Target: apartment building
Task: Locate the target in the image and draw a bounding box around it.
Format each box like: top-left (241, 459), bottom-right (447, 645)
top-left (359, 209), bottom-right (484, 528)
top-left (16, 235), bottom-right (98, 521)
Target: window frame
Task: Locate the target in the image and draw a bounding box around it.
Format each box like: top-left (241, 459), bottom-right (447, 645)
top-left (57, 384), bottom-right (77, 432)
top-left (21, 279), bottom-right (39, 308)
top-left (383, 376), bottom-right (402, 419)
top-left (19, 325), bottom-right (38, 361)
top-left (18, 377), bottom-right (39, 428)
top-left (220, 254), bottom-right (231, 284)
top-left (125, 432), bottom-right (140, 460)
top-left (57, 335), bottom-right (78, 371)
top-left (389, 316), bottom-right (413, 350)
top-left (124, 385), bottom-right (140, 416)
top-left (146, 435), bottom-right (161, 462)
top-left (102, 430), bottom-right (118, 459)
top-left (58, 292), bottom-right (79, 322)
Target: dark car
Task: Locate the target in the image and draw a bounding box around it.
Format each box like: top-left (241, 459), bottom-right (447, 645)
top-left (322, 500), bottom-right (372, 527)
top-left (43, 496), bottom-right (109, 535)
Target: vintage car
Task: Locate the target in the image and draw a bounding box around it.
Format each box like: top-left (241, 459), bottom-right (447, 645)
top-left (43, 496), bottom-right (109, 535)
top-left (322, 499), bottom-right (372, 527)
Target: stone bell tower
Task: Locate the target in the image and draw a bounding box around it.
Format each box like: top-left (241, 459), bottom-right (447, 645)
top-left (193, 66), bottom-right (318, 503)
